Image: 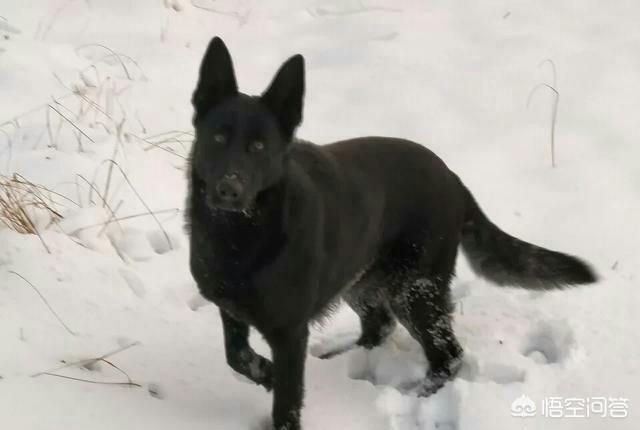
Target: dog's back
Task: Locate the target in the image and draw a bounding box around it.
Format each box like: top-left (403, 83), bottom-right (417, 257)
top-left (284, 137), bottom-right (467, 305)
top-left (324, 136), bottom-right (466, 239)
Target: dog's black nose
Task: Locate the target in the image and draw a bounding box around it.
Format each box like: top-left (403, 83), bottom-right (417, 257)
top-left (216, 174), bottom-right (244, 202)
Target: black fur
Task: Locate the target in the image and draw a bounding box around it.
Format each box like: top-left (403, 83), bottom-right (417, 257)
top-left (461, 189), bottom-right (597, 289)
top-left (186, 38), bottom-right (598, 430)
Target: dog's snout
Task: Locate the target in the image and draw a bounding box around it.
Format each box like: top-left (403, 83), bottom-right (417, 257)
top-left (216, 174), bottom-right (244, 202)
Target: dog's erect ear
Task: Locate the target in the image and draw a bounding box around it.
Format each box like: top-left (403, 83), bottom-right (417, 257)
top-left (261, 54), bottom-right (305, 141)
top-left (192, 37), bottom-right (238, 122)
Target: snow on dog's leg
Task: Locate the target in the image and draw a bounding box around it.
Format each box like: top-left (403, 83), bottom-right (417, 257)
top-left (386, 272), bottom-right (463, 396)
top-left (220, 310), bottom-right (273, 391)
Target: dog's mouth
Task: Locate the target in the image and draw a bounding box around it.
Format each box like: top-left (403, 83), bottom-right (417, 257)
top-left (206, 192), bottom-right (255, 215)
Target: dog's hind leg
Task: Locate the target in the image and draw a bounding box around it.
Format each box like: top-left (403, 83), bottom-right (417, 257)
top-left (384, 239), bottom-right (464, 397)
top-left (313, 270), bottom-right (396, 360)
top-left (388, 275), bottom-right (463, 396)
top-left (220, 310), bottom-right (273, 391)
top-left (343, 273), bottom-right (396, 350)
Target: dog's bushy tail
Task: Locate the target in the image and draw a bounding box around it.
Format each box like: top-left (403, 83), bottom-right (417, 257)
top-left (460, 187), bottom-right (597, 289)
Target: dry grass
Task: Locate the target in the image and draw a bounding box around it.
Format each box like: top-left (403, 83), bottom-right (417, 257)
top-left (0, 174), bottom-right (63, 236)
top-left (1, 42), bottom-right (147, 156)
top-left (0, 48), bottom-right (181, 252)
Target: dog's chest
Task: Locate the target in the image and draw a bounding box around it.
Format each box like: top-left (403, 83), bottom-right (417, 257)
top-left (190, 235), bottom-right (259, 322)
top-left (189, 203), bottom-right (288, 316)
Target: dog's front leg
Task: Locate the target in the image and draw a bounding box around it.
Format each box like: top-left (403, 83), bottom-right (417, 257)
top-left (220, 309), bottom-right (273, 390)
top-left (269, 326), bottom-right (309, 430)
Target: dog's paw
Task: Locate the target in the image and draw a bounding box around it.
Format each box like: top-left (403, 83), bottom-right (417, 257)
top-left (248, 353), bottom-right (274, 391)
top-left (417, 369), bottom-right (454, 398)
top-left (413, 356), bottom-right (464, 397)
top-left (229, 350), bottom-right (273, 390)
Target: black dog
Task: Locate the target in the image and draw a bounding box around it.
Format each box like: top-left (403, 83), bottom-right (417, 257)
top-left (186, 37), bottom-right (597, 430)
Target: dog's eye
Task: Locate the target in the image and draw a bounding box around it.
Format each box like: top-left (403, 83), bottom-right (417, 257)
top-left (213, 134), bottom-right (226, 144)
top-left (250, 141), bottom-right (265, 152)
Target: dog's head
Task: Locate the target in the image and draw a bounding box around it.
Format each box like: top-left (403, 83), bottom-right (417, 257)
top-left (190, 37), bottom-right (305, 212)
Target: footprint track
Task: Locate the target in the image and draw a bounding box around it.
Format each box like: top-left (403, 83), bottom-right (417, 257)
top-left (521, 320), bottom-right (575, 364)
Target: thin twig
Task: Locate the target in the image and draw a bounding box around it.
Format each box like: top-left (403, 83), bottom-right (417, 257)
top-left (98, 160), bottom-right (174, 250)
top-left (307, 1), bottom-right (402, 18)
top-left (101, 358), bottom-right (136, 385)
top-left (191, 0), bottom-right (252, 25)
top-left (0, 93), bottom-right (77, 129)
top-left (72, 342), bottom-right (141, 372)
top-left (13, 173), bottom-right (80, 208)
top-left (75, 174), bottom-right (122, 232)
top-left (539, 59), bottom-right (557, 88)
top-left (32, 341), bottom-right (141, 377)
top-left (47, 104), bottom-right (94, 151)
top-left (527, 83), bottom-right (559, 168)
top-left (97, 199), bottom-right (123, 236)
top-left (51, 219), bottom-right (90, 249)
top-left (129, 133), bottom-right (188, 159)
top-left (0, 128), bottom-right (13, 173)
top-left (75, 44), bottom-right (132, 80)
top-left (17, 202), bottom-right (51, 253)
top-left (76, 45), bottom-right (147, 81)
top-left (144, 136), bottom-right (189, 155)
top-left (144, 130), bottom-right (194, 140)
top-left (45, 101), bottom-right (56, 149)
top-left (77, 207), bottom-right (178, 235)
top-left (9, 271), bottom-right (76, 336)
top-left (103, 139), bottom-right (120, 207)
top-left (37, 373), bottom-right (141, 387)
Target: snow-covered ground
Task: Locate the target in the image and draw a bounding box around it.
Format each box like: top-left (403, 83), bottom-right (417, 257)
top-left (0, 1), bottom-right (638, 429)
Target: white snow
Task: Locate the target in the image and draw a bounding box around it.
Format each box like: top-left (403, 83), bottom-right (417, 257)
top-left (0, 1), bottom-right (638, 429)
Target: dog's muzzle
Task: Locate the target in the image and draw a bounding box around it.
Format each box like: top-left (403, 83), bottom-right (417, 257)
top-left (215, 173), bottom-right (244, 204)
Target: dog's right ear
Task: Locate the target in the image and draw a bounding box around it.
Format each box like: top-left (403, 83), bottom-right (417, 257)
top-left (261, 54), bottom-right (305, 142)
top-left (192, 37), bottom-right (238, 123)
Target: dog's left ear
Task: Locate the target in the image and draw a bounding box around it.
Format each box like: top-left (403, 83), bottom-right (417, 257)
top-left (262, 54), bottom-right (305, 141)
